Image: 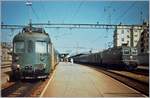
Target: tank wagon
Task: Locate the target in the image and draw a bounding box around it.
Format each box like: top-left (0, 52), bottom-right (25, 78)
top-left (73, 46), bottom-right (138, 70)
top-left (11, 26), bottom-right (59, 79)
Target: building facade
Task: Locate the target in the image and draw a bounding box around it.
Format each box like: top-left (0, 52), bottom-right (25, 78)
top-left (1, 42), bottom-right (12, 65)
top-left (137, 22), bottom-right (149, 66)
top-left (113, 25), bottom-right (143, 47)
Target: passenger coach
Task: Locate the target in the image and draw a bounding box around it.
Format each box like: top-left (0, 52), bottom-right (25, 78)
top-left (73, 46), bottom-right (138, 70)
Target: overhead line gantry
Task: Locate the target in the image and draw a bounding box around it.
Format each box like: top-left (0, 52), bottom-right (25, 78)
top-left (1, 23), bottom-right (145, 30)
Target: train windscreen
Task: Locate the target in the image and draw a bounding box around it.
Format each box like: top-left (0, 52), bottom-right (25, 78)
top-left (35, 41), bottom-right (47, 53)
top-left (123, 48), bottom-right (130, 55)
top-left (14, 41), bottom-right (25, 53)
top-left (131, 48), bottom-right (138, 55)
top-left (48, 44), bottom-right (51, 53)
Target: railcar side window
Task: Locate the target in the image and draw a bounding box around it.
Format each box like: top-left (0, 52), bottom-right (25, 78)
top-left (123, 49), bottom-right (130, 55)
top-left (48, 44), bottom-right (50, 53)
top-left (35, 41), bottom-right (47, 53)
top-left (14, 42), bottom-right (25, 53)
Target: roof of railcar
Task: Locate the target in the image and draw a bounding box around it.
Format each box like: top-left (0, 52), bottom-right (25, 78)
top-left (13, 26), bottom-right (51, 43)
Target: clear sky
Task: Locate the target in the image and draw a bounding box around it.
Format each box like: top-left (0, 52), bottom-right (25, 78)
top-left (1, 1), bottom-right (149, 55)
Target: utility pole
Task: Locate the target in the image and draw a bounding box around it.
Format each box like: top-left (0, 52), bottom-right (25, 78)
top-left (130, 26), bottom-right (134, 47)
top-left (108, 42), bottom-right (113, 48)
top-left (105, 43), bottom-right (107, 49)
top-left (140, 11), bottom-right (143, 24)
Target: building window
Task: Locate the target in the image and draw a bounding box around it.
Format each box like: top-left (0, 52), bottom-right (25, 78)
top-left (147, 46), bottom-right (149, 49)
top-left (134, 40), bottom-right (138, 43)
top-left (121, 30), bottom-right (124, 34)
top-left (127, 35), bottom-right (130, 38)
top-left (140, 43), bottom-right (144, 47)
top-left (122, 38), bottom-right (124, 41)
top-left (134, 34), bottom-right (138, 37)
top-left (134, 29), bottom-right (137, 32)
top-left (141, 49), bottom-right (144, 53)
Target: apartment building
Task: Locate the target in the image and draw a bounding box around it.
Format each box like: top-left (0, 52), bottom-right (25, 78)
top-left (113, 25), bottom-right (143, 47)
top-left (137, 22), bottom-right (149, 66)
top-left (1, 42), bottom-right (12, 65)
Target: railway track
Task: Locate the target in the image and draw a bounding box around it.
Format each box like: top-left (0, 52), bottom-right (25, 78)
top-left (82, 64), bottom-right (149, 96)
top-left (130, 68), bottom-right (149, 76)
top-left (1, 80), bottom-right (43, 97)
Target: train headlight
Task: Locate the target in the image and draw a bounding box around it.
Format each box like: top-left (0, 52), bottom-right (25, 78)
top-left (12, 64), bottom-right (20, 70)
top-left (17, 64), bottom-right (20, 68)
top-left (130, 56), bottom-right (133, 59)
top-left (14, 56), bottom-right (19, 61)
top-left (16, 56), bottom-right (19, 60)
top-left (44, 64), bottom-right (46, 68)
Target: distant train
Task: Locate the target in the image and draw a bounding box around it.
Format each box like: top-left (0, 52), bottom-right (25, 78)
top-left (72, 46), bottom-right (138, 70)
top-left (11, 25), bottom-right (59, 79)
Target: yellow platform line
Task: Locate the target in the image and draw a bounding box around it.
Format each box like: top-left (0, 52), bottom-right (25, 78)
top-left (40, 69), bottom-right (56, 97)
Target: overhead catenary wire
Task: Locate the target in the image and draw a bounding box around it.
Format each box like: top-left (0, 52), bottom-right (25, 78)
top-left (26, 0), bottom-right (32, 22)
top-left (62, 1), bottom-right (84, 23)
top-left (73, 1), bottom-right (84, 18)
top-left (31, 6), bottom-right (39, 21)
top-left (26, 1), bottom-right (40, 22)
top-left (58, 2), bottom-right (84, 40)
top-left (104, 2), bottom-right (114, 24)
top-left (69, 1), bottom-right (84, 22)
top-left (114, 1), bottom-right (136, 24)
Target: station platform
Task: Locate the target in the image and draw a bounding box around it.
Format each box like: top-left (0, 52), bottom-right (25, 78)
top-left (137, 65), bottom-right (149, 70)
top-left (41, 62), bottom-right (146, 97)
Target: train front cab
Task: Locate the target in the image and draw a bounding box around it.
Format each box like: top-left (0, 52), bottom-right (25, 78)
top-left (11, 31), bottom-right (52, 79)
top-left (122, 47), bottom-right (138, 70)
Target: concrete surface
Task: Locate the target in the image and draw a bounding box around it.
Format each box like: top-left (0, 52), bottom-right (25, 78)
top-left (42, 62), bottom-right (145, 97)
